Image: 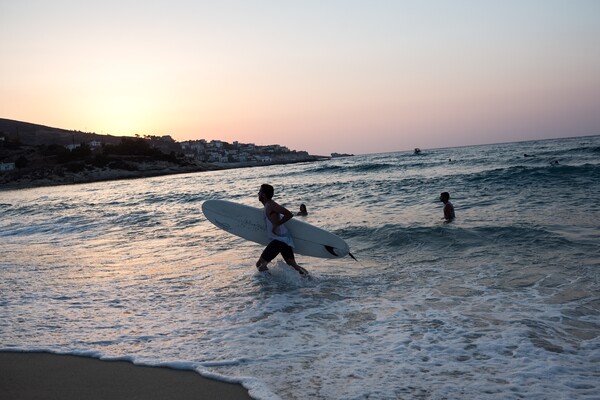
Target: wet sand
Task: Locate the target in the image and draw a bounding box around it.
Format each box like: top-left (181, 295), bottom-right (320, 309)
top-left (0, 352), bottom-right (252, 400)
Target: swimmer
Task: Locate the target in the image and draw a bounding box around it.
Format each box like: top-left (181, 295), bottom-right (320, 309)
top-left (297, 204), bottom-right (308, 216)
top-left (440, 192), bottom-right (455, 222)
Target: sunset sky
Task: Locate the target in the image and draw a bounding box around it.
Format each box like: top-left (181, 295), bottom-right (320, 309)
top-left (2, 0), bottom-right (599, 155)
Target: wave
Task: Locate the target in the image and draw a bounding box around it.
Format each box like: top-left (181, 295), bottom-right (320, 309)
top-left (461, 163), bottom-right (600, 186)
top-left (0, 208), bottom-right (164, 238)
top-left (137, 192), bottom-right (205, 205)
top-left (507, 139), bottom-right (600, 159)
top-left (560, 145), bottom-right (600, 155)
top-left (338, 223), bottom-right (583, 253)
top-left (306, 162), bottom-right (397, 175)
top-left (0, 216), bottom-right (103, 237)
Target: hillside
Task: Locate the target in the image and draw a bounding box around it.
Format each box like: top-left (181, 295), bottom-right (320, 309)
top-left (0, 119), bottom-right (217, 190)
top-left (0, 118), bottom-right (122, 147)
top-left (0, 118), bottom-right (324, 191)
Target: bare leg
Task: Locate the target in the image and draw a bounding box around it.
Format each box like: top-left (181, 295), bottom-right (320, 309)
top-left (284, 257), bottom-right (308, 275)
top-left (256, 258), bottom-right (269, 272)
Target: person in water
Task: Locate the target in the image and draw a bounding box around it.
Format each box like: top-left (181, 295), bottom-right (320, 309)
top-left (440, 192), bottom-right (455, 222)
top-left (297, 204), bottom-right (308, 216)
top-left (256, 184), bottom-right (308, 275)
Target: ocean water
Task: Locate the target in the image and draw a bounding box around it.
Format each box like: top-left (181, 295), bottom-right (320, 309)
top-left (1, 136), bottom-right (599, 399)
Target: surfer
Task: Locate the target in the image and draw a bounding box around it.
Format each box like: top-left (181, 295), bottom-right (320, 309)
top-left (440, 192), bottom-right (455, 222)
top-left (256, 184), bottom-right (309, 275)
top-left (297, 204), bottom-right (308, 216)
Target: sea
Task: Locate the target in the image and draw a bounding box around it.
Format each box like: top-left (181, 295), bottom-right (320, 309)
top-left (1, 135), bottom-right (599, 400)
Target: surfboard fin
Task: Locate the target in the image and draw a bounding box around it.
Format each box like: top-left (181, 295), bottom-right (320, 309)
top-left (325, 245), bottom-right (338, 256)
top-left (325, 245), bottom-right (358, 262)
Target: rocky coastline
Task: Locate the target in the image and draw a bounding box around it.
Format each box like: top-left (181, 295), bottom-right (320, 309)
top-left (0, 157), bottom-right (328, 192)
top-left (0, 161), bottom-right (214, 191)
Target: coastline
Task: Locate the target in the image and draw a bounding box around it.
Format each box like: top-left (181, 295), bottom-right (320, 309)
top-left (0, 163), bottom-right (218, 191)
top-left (0, 351), bottom-right (252, 400)
top-left (0, 157), bottom-right (329, 192)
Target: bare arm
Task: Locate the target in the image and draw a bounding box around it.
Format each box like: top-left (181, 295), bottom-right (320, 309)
top-left (267, 201), bottom-right (294, 234)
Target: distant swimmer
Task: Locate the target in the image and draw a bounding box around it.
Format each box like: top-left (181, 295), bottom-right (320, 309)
top-left (524, 153), bottom-right (535, 157)
top-left (256, 184), bottom-right (309, 276)
top-left (297, 204), bottom-right (308, 216)
top-left (440, 192), bottom-right (455, 222)
top-left (550, 160), bottom-right (560, 165)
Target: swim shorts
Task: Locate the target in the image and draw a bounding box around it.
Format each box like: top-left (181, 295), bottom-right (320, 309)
top-left (260, 240), bottom-right (295, 263)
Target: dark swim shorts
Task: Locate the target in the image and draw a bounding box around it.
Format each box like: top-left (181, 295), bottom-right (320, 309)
top-left (260, 240), bottom-right (295, 263)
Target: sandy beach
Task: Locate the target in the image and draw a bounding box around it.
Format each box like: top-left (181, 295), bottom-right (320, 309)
top-left (0, 352), bottom-right (252, 400)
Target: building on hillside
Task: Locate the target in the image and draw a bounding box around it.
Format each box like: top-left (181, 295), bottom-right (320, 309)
top-left (65, 143), bottom-right (81, 151)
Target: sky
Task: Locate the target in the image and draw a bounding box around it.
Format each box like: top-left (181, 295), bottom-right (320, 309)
top-left (1, 0), bottom-right (599, 155)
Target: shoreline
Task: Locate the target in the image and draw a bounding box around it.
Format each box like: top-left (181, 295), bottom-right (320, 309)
top-left (0, 351), bottom-right (252, 400)
top-left (0, 164), bottom-right (217, 192)
top-left (0, 157), bottom-right (329, 192)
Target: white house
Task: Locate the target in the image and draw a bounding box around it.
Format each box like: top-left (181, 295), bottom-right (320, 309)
top-left (65, 144), bottom-right (81, 151)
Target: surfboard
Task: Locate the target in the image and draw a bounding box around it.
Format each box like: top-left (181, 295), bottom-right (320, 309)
top-left (202, 199), bottom-right (350, 259)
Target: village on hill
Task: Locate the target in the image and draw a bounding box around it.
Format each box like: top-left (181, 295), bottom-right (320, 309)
top-left (0, 118), bottom-right (328, 190)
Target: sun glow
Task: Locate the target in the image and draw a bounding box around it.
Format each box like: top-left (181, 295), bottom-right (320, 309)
top-left (1, 1), bottom-right (599, 154)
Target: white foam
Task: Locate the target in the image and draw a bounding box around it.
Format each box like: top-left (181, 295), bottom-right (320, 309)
top-left (2, 138), bottom-right (600, 399)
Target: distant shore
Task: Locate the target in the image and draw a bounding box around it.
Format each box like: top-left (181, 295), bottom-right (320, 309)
top-left (0, 162), bottom-right (216, 191)
top-left (0, 351), bottom-right (252, 400)
top-left (0, 157), bottom-right (328, 192)
top-left (0, 117), bottom-right (330, 192)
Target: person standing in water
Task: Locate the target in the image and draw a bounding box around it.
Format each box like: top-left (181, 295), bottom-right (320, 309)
top-left (440, 192), bottom-right (455, 222)
top-left (256, 184), bottom-right (309, 275)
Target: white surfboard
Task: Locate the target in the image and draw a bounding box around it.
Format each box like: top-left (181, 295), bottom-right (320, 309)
top-left (202, 199), bottom-right (350, 259)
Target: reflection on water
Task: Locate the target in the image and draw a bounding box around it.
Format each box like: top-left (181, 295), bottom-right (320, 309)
top-left (2, 136), bottom-right (600, 399)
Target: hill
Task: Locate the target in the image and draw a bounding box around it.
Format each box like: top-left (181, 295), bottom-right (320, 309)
top-left (0, 118), bottom-right (325, 191)
top-left (0, 118), bottom-right (218, 190)
top-left (0, 118), bottom-right (122, 147)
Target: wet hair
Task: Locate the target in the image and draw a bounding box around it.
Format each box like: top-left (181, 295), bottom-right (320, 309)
top-left (440, 192), bottom-right (450, 201)
top-left (260, 184), bottom-right (274, 200)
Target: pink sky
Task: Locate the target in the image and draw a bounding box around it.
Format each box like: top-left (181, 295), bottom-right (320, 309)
top-left (1, 1), bottom-right (599, 155)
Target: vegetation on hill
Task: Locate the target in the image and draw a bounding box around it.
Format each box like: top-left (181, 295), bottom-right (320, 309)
top-left (0, 118), bottom-right (324, 190)
top-left (0, 120), bottom-right (214, 189)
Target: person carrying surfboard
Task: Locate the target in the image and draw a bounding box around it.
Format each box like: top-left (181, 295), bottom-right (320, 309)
top-left (256, 184), bottom-right (309, 275)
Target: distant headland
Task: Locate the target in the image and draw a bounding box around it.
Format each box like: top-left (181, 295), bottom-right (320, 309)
top-left (331, 152), bottom-right (354, 158)
top-left (0, 118), bottom-right (329, 191)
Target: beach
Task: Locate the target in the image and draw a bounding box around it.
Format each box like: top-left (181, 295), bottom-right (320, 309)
top-left (2, 135), bottom-right (599, 399)
top-left (0, 352), bottom-right (251, 400)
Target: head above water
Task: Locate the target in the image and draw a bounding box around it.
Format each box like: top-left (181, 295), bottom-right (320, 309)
top-left (440, 192), bottom-right (450, 202)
